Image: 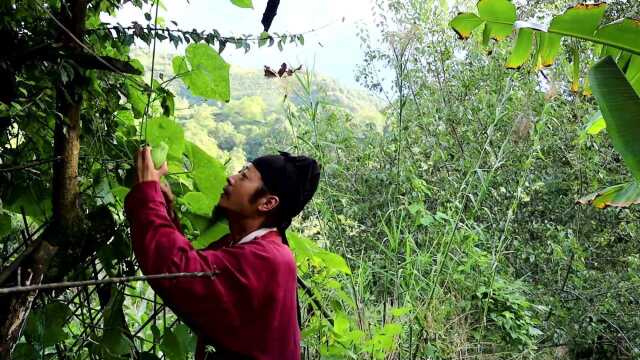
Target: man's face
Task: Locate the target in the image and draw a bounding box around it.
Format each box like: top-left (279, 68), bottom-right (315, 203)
top-left (217, 163), bottom-right (276, 218)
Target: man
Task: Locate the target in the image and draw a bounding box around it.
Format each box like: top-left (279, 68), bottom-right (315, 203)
top-left (124, 147), bottom-right (320, 360)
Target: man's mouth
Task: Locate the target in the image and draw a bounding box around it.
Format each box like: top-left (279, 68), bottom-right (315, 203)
top-left (222, 187), bottom-right (230, 197)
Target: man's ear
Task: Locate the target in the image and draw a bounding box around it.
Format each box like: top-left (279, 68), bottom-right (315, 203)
top-left (258, 194), bottom-right (279, 212)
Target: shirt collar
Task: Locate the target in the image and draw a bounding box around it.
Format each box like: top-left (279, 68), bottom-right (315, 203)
top-left (236, 227), bottom-right (277, 245)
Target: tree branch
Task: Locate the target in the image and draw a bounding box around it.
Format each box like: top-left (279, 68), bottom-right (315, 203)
top-left (0, 271), bottom-right (220, 295)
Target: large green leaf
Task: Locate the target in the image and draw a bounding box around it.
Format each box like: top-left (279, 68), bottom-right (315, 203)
top-left (627, 55), bottom-right (640, 96)
top-left (536, 32), bottom-right (562, 67)
top-left (477, 0), bottom-right (516, 42)
top-left (192, 220), bottom-right (229, 249)
top-left (595, 19), bottom-right (640, 57)
top-left (590, 56), bottom-right (640, 180)
top-left (101, 289), bottom-right (133, 356)
top-left (160, 324), bottom-right (195, 360)
top-left (577, 182), bottom-right (640, 209)
top-left (450, 13), bottom-right (483, 39)
top-left (5, 183), bottom-right (52, 220)
top-left (172, 43), bottom-right (230, 102)
top-left (125, 80), bottom-right (147, 119)
top-left (506, 28), bottom-right (533, 69)
top-left (548, 3), bottom-right (606, 38)
top-left (186, 142), bottom-right (226, 205)
top-left (287, 231), bottom-right (351, 274)
top-left (180, 191), bottom-right (215, 217)
top-left (25, 302), bottom-right (71, 346)
top-left (451, 2), bottom-right (640, 72)
top-left (146, 116), bottom-right (185, 159)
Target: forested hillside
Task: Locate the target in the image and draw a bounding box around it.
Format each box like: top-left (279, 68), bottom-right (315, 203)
top-left (1, 0), bottom-right (640, 359)
top-left (134, 50), bottom-right (384, 169)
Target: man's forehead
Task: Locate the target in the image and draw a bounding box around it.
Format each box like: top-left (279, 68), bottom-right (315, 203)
top-left (243, 163), bottom-right (261, 179)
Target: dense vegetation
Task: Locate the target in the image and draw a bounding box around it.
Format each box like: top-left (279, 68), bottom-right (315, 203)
top-left (1, 0), bottom-right (640, 359)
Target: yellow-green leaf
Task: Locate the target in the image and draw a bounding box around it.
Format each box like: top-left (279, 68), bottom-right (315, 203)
top-left (548, 3), bottom-right (607, 38)
top-left (571, 48), bottom-right (580, 92)
top-left (450, 13), bottom-right (483, 39)
top-left (583, 110), bottom-right (606, 135)
top-left (477, 0), bottom-right (516, 41)
top-left (577, 182), bottom-right (640, 208)
top-left (230, 0), bottom-right (252, 9)
top-left (506, 28), bottom-right (533, 69)
top-left (151, 141), bottom-right (169, 169)
top-left (537, 32), bottom-right (562, 67)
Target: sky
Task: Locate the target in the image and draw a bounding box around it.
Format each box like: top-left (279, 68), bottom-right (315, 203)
top-left (107, 0), bottom-right (379, 90)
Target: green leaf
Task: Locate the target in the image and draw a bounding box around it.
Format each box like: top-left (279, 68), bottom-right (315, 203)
top-left (160, 325), bottom-right (195, 360)
top-left (174, 324), bottom-right (197, 353)
top-left (548, 3), bottom-right (607, 39)
top-left (258, 31), bottom-right (269, 48)
top-left (450, 13), bottom-right (483, 40)
top-left (506, 28), bottom-right (533, 69)
top-left (126, 80), bottom-right (147, 118)
top-left (287, 231), bottom-right (351, 274)
top-left (186, 142), bottom-right (226, 204)
top-left (173, 43), bottom-right (230, 102)
top-left (151, 141), bottom-right (169, 169)
top-left (590, 56), bottom-right (640, 180)
top-left (25, 302), bottom-right (71, 346)
top-left (5, 183), bottom-right (52, 220)
top-left (571, 48), bottom-right (581, 92)
top-left (316, 251), bottom-right (351, 275)
top-left (161, 91), bottom-right (175, 116)
top-left (537, 32), bottom-right (562, 67)
top-left (582, 110), bottom-right (606, 135)
top-left (180, 192), bottom-right (215, 217)
top-left (596, 19), bottom-right (640, 57)
top-left (0, 212), bottom-right (12, 238)
top-left (192, 221), bottom-right (229, 249)
top-left (577, 182), bottom-right (640, 208)
top-left (477, 0), bottom-right (516, 41)
top-left (390, 306), bottom-right (412, 317)
top-left (146, 116), bottom-right (185, 159)
top-left (230, 0), bottom-right (252, 9)
top-left (12, 343), bottom-right (38, 360)
top-left (111, 186), bottom-right (130, 204)
top-left (332, 312), bottom-right (350, 336)
top-left (626, 55), bottom-right (640, 96)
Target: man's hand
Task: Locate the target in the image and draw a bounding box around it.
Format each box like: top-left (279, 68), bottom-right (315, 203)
top-left (159, 180), bottom-right (175, 207)
top-left (135, 146), bottom-right (168, 184)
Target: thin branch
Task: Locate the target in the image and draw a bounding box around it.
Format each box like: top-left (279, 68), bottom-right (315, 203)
top-left (297, 277), bottom-right (334, 326)
top-left (0, 271), bottom-right (219, 294)
top-left (0, 157), bottom-right (63, 173)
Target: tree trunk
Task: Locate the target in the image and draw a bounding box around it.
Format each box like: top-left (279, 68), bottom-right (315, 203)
top-left (0, 0), bottom-right (87, 357)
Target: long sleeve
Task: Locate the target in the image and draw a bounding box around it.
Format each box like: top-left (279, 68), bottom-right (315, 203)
top-left (124, 181), bottom-right (300, 359)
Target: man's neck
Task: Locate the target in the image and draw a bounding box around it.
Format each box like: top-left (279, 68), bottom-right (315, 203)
top-left (227, 215), bottom-right (266, 244)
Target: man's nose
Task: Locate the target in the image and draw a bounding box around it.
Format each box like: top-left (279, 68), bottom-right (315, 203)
top-left (227, 175), bottom-right (235, 186)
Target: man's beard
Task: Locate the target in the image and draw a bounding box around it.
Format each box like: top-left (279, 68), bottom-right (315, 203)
top-left (209, 204), bottom-right (228, 226)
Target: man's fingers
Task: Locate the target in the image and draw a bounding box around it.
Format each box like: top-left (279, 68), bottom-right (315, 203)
top-left (158, 162), bottom-right (169, 177)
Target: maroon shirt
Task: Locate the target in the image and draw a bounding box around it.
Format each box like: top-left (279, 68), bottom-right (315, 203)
top-left (125, 181), bottom-right (300, 360)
